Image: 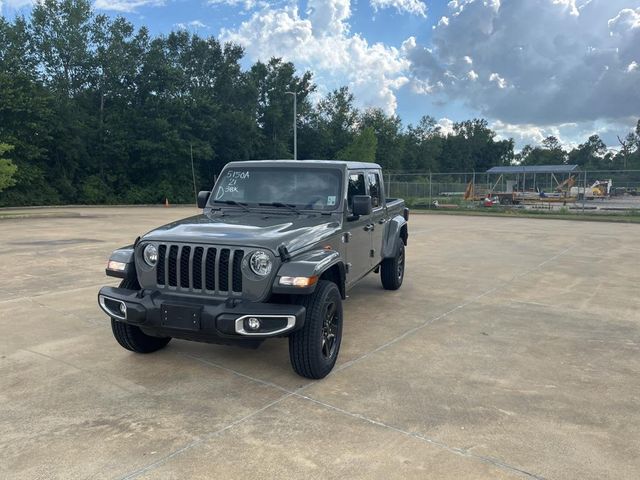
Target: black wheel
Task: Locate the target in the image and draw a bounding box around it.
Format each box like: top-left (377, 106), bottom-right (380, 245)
top-left (380, 241), bottom-right (405, 290)
top-left (110, 277), bottom-right (171, 354)
top-left (289, 280), bottom-right (343, 379)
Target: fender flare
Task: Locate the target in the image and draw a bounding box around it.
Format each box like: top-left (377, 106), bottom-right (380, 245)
top-left (272, 249), bottom-right (346, 297)
top-left (106, 245), bottom-right (137, 280)
top-left (381, 215), bottom-right (408, 258)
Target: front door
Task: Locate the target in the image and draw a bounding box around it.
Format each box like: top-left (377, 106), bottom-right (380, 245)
top-left (344, 171), bottom-right (372, 286)
top-left (367, 170), bottom-right (386, 267)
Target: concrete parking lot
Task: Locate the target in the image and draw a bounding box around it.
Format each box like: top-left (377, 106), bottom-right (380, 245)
top-left (1, 207), bottom-right (639, 480)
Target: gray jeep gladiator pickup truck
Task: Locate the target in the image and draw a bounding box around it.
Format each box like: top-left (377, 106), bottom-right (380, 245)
top-left (98, 160), bottom-right (408, 379)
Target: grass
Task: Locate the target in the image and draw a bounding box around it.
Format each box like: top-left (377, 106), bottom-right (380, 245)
top-left (411, 206), bottom-right (640, 224)
top-left (404, 195), bottom-right (640, 223)
top-left (2, 203), bottom-right (639, 224)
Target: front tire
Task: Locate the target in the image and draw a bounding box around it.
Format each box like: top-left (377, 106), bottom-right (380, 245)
top-left (111, 277), bottom-right (171, 354)
top-left (380, 242), bottom-right (405, 290)
top-left (289, 280), bottom-right (343, 379)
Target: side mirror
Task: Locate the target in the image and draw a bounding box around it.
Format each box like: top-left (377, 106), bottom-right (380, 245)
top-left (197, 190), bottom-right (211, 209)
top-left (352, 195), bottom-right (372, 217)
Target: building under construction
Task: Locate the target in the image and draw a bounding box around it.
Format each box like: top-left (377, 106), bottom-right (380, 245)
top-left (463, 164), bottom-right (612, 206)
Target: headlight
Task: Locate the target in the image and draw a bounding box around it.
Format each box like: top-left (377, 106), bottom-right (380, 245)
top-left (249, 250), bottom-right (272, 276)
top-left (143, 244), bottom-right (158, 267)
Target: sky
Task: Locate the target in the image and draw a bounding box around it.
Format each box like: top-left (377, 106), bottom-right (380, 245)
top-left (2, 0), bottom-right (640, 149)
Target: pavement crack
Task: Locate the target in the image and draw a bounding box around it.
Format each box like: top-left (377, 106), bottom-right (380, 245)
top-left (293, 392), bottom-right (547, 480)
top-left (334, 244), bottom-right (575, 373)
top-left (117, 390), bottom-right (299, 480)
top-left (174, 354), bottom-right (547, 480)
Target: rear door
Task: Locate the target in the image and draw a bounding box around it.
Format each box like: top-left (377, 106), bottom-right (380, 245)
top-left (344, 170), bottom-right (372, 284)
top-left (367, 170), bottom-right (387, 266)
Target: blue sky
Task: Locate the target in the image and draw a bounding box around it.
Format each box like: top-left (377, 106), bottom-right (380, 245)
top-left (3, 0), bottom-right (640, 149)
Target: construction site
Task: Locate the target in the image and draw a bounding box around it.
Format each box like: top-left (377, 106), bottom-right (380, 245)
top-left (387, 167), bottom-right (640, 214)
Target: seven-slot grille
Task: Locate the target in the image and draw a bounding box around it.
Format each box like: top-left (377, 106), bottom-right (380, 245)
top-left (156, 244), bottom-right (244, 294)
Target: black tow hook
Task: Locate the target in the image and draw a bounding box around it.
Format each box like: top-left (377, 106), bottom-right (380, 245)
top-left (225, 298), bottom-right (241, 309)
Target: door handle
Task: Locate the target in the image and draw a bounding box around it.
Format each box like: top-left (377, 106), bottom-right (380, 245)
top-left (364, 224), bottom-right (374, 232)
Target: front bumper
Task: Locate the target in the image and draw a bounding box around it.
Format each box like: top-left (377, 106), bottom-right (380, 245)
top-left (98, 286), bottom-right (305, 343)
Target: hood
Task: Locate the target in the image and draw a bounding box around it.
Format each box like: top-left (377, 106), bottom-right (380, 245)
top-left (141, 211), bottom-right (342, 254)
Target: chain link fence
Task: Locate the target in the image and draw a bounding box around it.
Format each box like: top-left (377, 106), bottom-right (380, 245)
top-left (386, 170), bottom-right (640, 215)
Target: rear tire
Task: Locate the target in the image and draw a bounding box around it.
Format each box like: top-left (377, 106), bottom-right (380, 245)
top-left (289, 280), bottom-right (343, 379)
top-left (381, 242), bottom-right (405, 290)
top-left (110, 277), bottom-right (171, 354)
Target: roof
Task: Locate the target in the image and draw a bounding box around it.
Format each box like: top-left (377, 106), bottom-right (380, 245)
top-left (486, 164), bottom-right (579, 174)
top-left (225, 160), bottom-right (382, 170)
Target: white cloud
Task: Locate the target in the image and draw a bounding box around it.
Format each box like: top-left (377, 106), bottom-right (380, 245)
top-left (488, 72), bottom-right (507, 88)
top-left (492, 120), bottom-right (552, 147)
top-left (437, 117), bottom-right (455, 135)
top-left (403, 0), bottom-right (640, 127)
top-left (608, 7), bottom-right (640, 32)
top-left (492, 118), bottom-right (640, 151)
top-left (207, 0), bottom-right (263, 11)
top-left (175, 20), bottom-right (208, 30)
top-left (552, 0), bottom-right (580, 17)
top-left (220, 0), bottom-right (410, 114)
top-left (370, 0), bottom-right (427, 17)
top-left (94, 0), bottom-right (164, 12)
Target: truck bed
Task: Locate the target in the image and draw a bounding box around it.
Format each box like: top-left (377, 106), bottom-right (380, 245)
top-left (386, 198), bottom-right (405, 213)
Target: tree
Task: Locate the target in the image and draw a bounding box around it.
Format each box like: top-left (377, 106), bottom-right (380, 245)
top-left (0, 16), bottom-right (58, 206)
top-left (0, 144), bottom-right (17, 192)
top-left (520, 135), bottom-right (567, 166)
top-left (249, 58), bottom-right (314, 160)
top-left (30, 0), bottom-right (94, 96)
top-left (337, 127), bottom-right (377, 162)
top-left (568, 135), bottom-right (607, 169)
top-left (361, 108), bottom-right (404, 170)
top-left (305, 86), bottom-right (359, 160)
top-left (0, 1), bottom-right (636, 207)
top-left (404, 116), bottom-right (443, 171)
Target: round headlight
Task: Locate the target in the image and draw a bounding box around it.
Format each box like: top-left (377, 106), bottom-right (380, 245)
top-left (249, 250), bottom-right (272, 276)
top-left (143, 244), bottom-right (158, 267)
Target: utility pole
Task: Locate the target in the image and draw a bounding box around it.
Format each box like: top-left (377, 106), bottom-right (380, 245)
top-left (190, 143), bottom-right (197, 206)
top-left (285, 91), bottom-right (297, 160)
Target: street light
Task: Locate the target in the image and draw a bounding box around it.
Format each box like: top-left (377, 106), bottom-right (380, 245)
top-left (285, 91), bottom-right (297, 160)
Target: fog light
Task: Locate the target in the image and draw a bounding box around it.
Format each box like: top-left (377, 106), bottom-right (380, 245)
top-left (246, 317), bottom-right (261, 330)
top-left (119, 303), bottom-right (126, 315)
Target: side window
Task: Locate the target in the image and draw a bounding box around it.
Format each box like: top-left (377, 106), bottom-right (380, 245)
top-left (367, 172), bottom-right (382, 208)
top-left (347, 172), bottom-right (366, 212)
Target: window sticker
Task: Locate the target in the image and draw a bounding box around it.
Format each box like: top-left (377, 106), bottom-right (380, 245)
top-left (327, 195), bottom-right (336, 206)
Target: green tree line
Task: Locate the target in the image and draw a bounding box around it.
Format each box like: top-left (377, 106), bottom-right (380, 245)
top-left (1, 0), bottom-right (639, 205)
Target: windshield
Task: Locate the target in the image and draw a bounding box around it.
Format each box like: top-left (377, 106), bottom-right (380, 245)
top-left (210, 167), bottom-right (343, 211)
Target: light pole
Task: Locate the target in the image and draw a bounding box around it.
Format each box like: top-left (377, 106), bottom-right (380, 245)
top-left (285, 91), bottom-right (297, 160)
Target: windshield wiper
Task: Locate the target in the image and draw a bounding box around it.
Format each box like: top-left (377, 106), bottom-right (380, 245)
top-left (212, 200), bottom-right (251, 212)
top-left (258, 202), bottom-right (301, 214)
